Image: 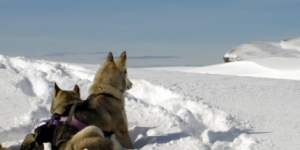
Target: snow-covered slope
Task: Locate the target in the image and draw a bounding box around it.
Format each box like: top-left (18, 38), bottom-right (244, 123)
top-left (224, 37), bottom-right (300, 62)
top-left (147, 57), bottom-right (300, 80)
top-left (1, 54), bottom-right (300, 150)
top-left (0, 55), bottom-right (254, 150)
top-left (144, 57), bottom-right (300, 150)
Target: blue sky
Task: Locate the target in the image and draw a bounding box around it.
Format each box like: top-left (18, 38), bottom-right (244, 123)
top-left (1, 1), bottom-right (300, 67)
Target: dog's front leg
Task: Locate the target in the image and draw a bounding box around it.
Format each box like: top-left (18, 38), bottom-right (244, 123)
top-left (115, 129), bottom-right (133, 149)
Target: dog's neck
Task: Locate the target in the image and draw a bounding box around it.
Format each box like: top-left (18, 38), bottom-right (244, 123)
top-left (89, 84), bottom-right (125, 106)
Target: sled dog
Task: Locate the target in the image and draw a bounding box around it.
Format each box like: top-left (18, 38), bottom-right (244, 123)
top-left (21, 83), bottom-right (120, 150)
top-left (53, 51), bottom-right (133, 149)
top-left (51, 83), bottom-right (120, 150)
top-left (20, 83), bottom-right (83, 150)
top-left (87, 51), bottom-right (133, 148)
top-left (62, 51), bottom-right (133, 149)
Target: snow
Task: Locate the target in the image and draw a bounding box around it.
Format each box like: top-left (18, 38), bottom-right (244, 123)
top-left (224, 37), bottom-right (300, 62)
top-left (146, 57), bottom-right (300, 80)
top-left (1, 51), bottom-right (300, 149)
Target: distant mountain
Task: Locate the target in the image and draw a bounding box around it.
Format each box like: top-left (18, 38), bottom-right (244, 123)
top-left (224, 37), bottom-right (300, 62)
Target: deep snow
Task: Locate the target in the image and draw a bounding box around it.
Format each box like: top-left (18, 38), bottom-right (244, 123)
top-left (0, 53), bottom-right (300, 149)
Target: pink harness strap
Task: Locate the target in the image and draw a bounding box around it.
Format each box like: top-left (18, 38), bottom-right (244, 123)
top-left (60, 116), bottom-right (87, 130)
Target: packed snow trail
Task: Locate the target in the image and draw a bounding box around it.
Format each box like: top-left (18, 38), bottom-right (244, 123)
top-left (126, 79), bottom-right (254, 149)
top-left (138, 68), bottom-right (300, 150)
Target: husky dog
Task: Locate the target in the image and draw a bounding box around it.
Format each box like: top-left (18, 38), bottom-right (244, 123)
top-left (20, 83), bottom-right (83, 150)
top-left (53, 51), bottom-right (132, 149)
top-left (52, 83), bottom-right (120, 150)
top-left (51, 83), bottom-right (81, 115)
top-left (87, 51), bottom-right (133, 149)
top-left (21, 83), bottom-right (120, 150)
top-left (55, 51), bottom-right (133, 149)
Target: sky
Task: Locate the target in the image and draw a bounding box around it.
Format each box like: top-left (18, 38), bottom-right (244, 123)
top-left (1, 0), bottom-right (300, 67)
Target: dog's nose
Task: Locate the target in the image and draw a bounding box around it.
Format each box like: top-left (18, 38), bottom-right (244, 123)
top-left (127, 83), bottom-right (132, 90)
top-left (126, 81), bottom-right (133, 90)
top-left (126, 78), bottom-right (133, 90)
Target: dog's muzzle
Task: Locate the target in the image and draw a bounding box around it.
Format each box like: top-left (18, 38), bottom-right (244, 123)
top-left (126, 78), bottom-right (133, 90)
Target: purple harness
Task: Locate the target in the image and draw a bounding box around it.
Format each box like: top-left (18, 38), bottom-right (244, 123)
top-left (60, 116), bottom-right (87, 130)
top-left (39, 93), bottom-right (115, 140)
top-left (38, 119), bottom-right (59, 126)
top-left (38, 116), bottom-right (87, 130)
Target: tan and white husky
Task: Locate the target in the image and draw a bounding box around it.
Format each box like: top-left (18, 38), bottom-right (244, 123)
top-left (87, 51), bottom-right (133, 148)
top-left (54, 51), bottom-right (133, 149)
top-left (52, 83), bottom-right (121, 150)
top-left (21, 83), bottom-right (121, 150)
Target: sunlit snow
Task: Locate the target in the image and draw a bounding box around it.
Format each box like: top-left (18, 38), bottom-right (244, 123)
top-left (1, 37), bottom-right (300, 149)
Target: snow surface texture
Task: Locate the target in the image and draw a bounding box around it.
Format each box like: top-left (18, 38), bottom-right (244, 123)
top-left (224, 37), bottom-right (300, 62)
top-left (1, 54), bottom-right (300, 149)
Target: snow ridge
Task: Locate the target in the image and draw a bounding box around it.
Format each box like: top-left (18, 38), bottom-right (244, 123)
top-left (224, 37), bottom-right (300, 62)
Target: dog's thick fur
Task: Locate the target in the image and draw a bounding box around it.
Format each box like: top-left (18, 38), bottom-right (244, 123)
top-left (51, 83), bottom-right (81, 115)
top-left (21, 83), bottom-right (120, 150)
top-left (52, 83), bottom-right (120, 150)
top-left (87, 51), bottom-right (133, 148)
top-left (20, 133), bottom-right (43, 150)
top-left (20, 83), bottom-right (81, 150)
top-left (20, 84), bottom-right (83, 150)
top-left (62, 126), bottom-right (118, 150)
top-left (56, 51), bottom-right (133, 149)
top-left (53, 51), bottom-right (133, 149)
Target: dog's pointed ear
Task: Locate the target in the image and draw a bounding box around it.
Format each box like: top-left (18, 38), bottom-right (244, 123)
top-left (117, 51), bottom-right (127, 67)
top-left (106, 52), bottom-right (114, 62)
top-left (73, 84), bottom-right (80, 96)
top-left (54, 82), bottom-right (61, 98)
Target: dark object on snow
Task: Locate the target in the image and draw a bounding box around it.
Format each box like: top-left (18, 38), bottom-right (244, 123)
top-left (20, 113), bottom-right (61, 150)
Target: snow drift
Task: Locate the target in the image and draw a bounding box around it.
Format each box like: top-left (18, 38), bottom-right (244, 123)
top-left (0, 55), bottom-right (255, 150)
top-left (1, 45), bottom-right (300, 149)
top-left (224, 37), bottom-right (300, 62)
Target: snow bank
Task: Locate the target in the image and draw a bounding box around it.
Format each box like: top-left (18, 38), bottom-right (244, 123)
top-left (0, 55), bottom-right (256, 149)
top-left (147, 57), bottom-right (300, 80)
top-left (224, 37), bottom-right (300, 62)
top-left (126, 79), bottom-right (255, 149)
top-left (0, 55), bottom-right (95, 148)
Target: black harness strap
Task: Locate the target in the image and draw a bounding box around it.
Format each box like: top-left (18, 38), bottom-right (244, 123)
top-left (59, 102), bottom-right (78, 141)
top-left (66, 102), bottom-right (77, 124)
top-left (54, 102), bottom-right (79, 149)
top-left (103, 131), bottom-right (114, 138)
top-left (47, 113), bottom-right (61, 127)
top-left (34, 113), bottom-right (60, 145)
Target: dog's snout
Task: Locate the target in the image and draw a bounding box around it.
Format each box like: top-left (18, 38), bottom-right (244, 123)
top-left (126, 78), bottom-right (133, 90)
